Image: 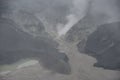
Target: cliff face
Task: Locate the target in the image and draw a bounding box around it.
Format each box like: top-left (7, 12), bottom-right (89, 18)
top-left (82, 22), bottom-right (120, 70)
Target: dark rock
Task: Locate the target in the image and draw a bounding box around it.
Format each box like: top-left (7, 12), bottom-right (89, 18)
top-left (0, 18), bottom-right (71, 74)
top-left (82, 22), bottom-right (120, 70)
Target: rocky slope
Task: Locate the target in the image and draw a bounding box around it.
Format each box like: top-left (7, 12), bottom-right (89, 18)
top-left (82, 22), bottom-right (120, 70)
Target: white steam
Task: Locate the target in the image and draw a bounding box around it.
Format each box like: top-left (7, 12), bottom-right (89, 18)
top-left (57, 14), bottom-right (79, 37)
top-left (57, 0), bottom-right (89, 37)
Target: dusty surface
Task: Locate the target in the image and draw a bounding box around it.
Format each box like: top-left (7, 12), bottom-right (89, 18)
top-left (1, 38), bottom-right (119, 80)
top-left (0, 0), bottom-right (120, 80)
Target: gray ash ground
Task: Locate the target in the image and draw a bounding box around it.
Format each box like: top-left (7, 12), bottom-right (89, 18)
top-left (0, 0), bottom-right (120, 80)
top-left (0, 15), bottom-right (120, 80)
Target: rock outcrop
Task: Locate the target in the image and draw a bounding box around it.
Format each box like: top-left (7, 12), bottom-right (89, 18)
top-left (82, 22), bottom-right (120, 70)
